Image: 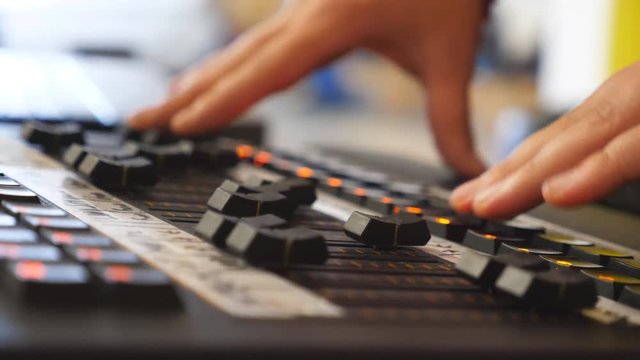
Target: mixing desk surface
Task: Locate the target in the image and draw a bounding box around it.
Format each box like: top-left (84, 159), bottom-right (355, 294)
top-left (0, 121), bottom-right (638, 360)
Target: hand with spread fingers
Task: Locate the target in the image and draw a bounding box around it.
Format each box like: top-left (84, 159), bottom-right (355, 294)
top-left (128, 0), bottom-right (488, 178)
top-left (450, 61), bottom-right (640, 219)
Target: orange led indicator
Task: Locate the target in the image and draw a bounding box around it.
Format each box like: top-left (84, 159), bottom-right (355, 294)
top-left (483, 234), bottom-right (497, 240)
top-left (597, 274), bottom-right (616, 282)
top-left (77, 248), bottom-right (103, 262)
top-left (381, 197), bottom-right (393, 204)
top-left (16, 261), bottom-right (47, 280)
top-left (435, 217), bottom-right (451, 225)
top-left (235, 144), bottom-right (254, 159)
top-left (296, 167), bottom-right (314, 178)
top-left (106, 265), bottom-right (133, 283)
top-left (393, 207), bottom-right (401, 214)
top-left (52, 231), bottom-right (74, 244)
top-left (353, 188), bottom-right (367, 197)
top-left (327, 177), bottom-right (343, 188)
top-left (253, 151), bottom-right (272, 167)
top-left (555, 260), bottom-right (573, 267)
top-left (405, 206), bottom-right (422, 215)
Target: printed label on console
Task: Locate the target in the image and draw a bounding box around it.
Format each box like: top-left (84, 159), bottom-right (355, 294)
top-left (0, 138), bottom-right (342, 319)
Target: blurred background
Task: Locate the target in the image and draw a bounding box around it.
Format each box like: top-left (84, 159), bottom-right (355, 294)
top-left (0, 0), bottom-right (637, 170)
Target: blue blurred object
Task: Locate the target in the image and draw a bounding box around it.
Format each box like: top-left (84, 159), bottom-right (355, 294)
top-left (492, 106), bottom-right (536, 163)
top-left (309, 66), bottom-right (351, 106)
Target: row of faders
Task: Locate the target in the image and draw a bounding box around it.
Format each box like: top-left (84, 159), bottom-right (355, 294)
top-left (231, 142), bottom-right (640, 314)
top-left (20, 121), bottom-right (640, 321)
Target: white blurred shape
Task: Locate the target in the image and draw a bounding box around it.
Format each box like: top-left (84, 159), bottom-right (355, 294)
top-left (537, 0), bottom-right (612, 114)
top-left (491, 106), bottom-right (535, 163)
top-left (0, 0), bottom-right (227, 69)
top-left (492, 0), bottom-right (544, 65)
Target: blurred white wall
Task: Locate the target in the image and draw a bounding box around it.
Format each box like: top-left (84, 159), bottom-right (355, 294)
top-left (492, 0), bottom-right (613, 114)
top-left (537, 0), bottom-right (612, 114)
top-left (492, 0), bottom-right (543, 66)
top-left (0, 0), bottom-right (616, 113)
top-left (0, 0), bottom-right (228, 69)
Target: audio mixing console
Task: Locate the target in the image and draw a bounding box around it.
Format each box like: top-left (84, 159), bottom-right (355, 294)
top-left (0, 121), bottom-right (637, 360)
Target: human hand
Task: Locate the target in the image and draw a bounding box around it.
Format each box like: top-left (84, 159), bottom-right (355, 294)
top-left (128, 0), bottom-right (488, 177)
top-left (450, 61), bottom-right (640, 219)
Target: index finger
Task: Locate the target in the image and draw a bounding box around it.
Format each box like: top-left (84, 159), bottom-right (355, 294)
top-left (419, 15), bottom-right (485, 178)
top-left (427, 82), bottom-right (485, 177)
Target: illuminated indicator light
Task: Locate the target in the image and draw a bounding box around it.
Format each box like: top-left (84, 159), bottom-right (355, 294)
top-left (77, 248), bottom-right (103, 262)
top-left (16, 261), bottom-right (46, 280)
top-left (381, 197), bottom-right (393, 204)
top-left (52, 231), bottom-right (74, 244)
top-left (393, 207), bottom-right (401, 214)
top-left (405, 206), bottom-right (423, 215)
top-left (597, 275), bottom-right (616, 282)
top-left (555, 260), bottom-right (573, 267)
top-left (235, 144), bottom-right (254, 159)
top-left (353, 188), bottom-right (367, 197)
top-left (106, 265), bottom-right (133, 283)
top-left (483, 234), bottom-right (497, 240)
top-left (296, 167), bottom-right (314, 179)
top-left (327, 177), bottom-right (342, 188)
top-left (435, 217), bottom-right (451, 225)
top-left (253, 151), bottom-right (272, 167)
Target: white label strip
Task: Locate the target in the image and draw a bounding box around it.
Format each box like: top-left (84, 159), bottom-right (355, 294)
top-left (0, 138), bottom-right (342, 319)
